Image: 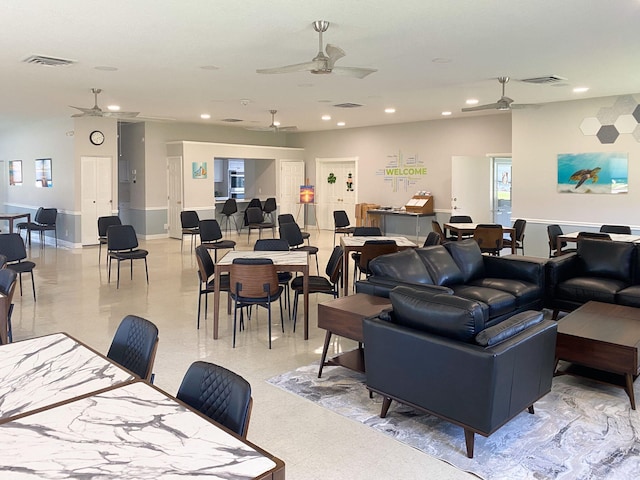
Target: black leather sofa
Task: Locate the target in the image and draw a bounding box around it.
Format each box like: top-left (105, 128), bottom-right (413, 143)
top-left (356, 239), bottom-right (546, 328)
top-left (545, 237), bottom-right (640, 317)
top-left (363, 286), bottom-right (557, 458)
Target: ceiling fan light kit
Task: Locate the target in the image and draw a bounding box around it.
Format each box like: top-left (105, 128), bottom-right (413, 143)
top-left (256, 20), bottom-right (377, 79)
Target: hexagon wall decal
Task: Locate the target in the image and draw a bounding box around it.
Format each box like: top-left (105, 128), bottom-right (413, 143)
top-left (580, 117), bottom-right (600, 135)
top-left (596, 125), bottom-right (619, 144)
top-left (614, 114), bottom-right (638, 134)
top-left (581, 95), bottom-right (640, 144)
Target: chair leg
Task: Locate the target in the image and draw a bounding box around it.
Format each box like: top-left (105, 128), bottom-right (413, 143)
top-left (380, 397), bottom-right (392, 417)
top-left (292, 292), bottom-right (299, 331)
top-left (99, 243), bottom-right (102, 264)
top-left (267, 298), bottom-right (272, 349)
top-left (144, 258), bottom-right (149, 284)
top-left (31, 272), bottom-right (36, 301)
top-left (464, 429), bottom-right (475, 458)
top-left (197, 291), bottom-right (202, 329)
top-left (18, 272), bottom-right (23, 296)
top-left (279, 297), bottom-right (284, 333)
top-left (117, 259), bottom-right (121, 289)
top-left (232, 298), bottom-right (239, 348)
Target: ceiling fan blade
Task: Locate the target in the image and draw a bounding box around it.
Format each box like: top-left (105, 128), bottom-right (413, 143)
top-left (331, 66), bottom-right (377, 79)
top-left (461, 102), bottom-right (502, 112)
top-left (256, 60), bottom-right (322, 75)
top-left (103, 111), bottom-right (140, 118)
top-left (325, 44), bottom-right (346, 67)
top-left (69, 105), bottom-right (95, 114)
top-left (277, 126), bottom-right (298, 132)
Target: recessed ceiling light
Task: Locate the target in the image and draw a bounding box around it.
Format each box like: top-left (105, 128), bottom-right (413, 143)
top-left (321, 115), bottom-right (331, 121)
top-left (465, 99), bottom-right (479, 105)
top-left (573, 87), bottom-right (589, 93)
top-left (200, 113), bottom-right (211, 119)
top-left (107, 105), bottom-right (120, 111)
top-left (94, 66), bottom-right (118, 71)
top-left (273, 121), bottom-right (281, 126)
top-left (441, 111), bottom-right (452, 116)
top-left (200, 65), bottom-right (219, 70)
top-left (384, 108), bottom-right (396, 114)
top-left (337, 121), bottom-right (346, 127)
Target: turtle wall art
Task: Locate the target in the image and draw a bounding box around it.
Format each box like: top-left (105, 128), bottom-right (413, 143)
top-left (557, 152), bottom-right (628, 194)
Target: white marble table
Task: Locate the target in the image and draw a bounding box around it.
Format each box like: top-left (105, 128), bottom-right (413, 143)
top-left (214, 250), bottom-right (309, 340)
top-left (0, 332), bottom-right (135, 421)
top-left (0, 381), bottom-right (284, 479)
top-left (340, 236), bottom-right (418, 295)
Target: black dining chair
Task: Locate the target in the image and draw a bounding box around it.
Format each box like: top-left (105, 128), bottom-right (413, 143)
top-left (180, 211), bottom-right (200, 253)
top-left (98, 216), bottom-right (122, 265)
top-left (20, 207), bottom-right (58, 248)
top-left (0, 268), bottom-right (17, 343)
top-left (333, 210), bottom-right (356, 245)
top-left (503, 219), bottom-right (526, 255)
top-left (107, 315), bottom-right (159, 381)
top-left (242, 198), bottom-right (263, 229)
top-left (199, 219), bottom-right (236, 261)
top-left (473, 224), bottom-right (504, 255)
top-left (246, 207), bottom-right (275, 242)
top-left (230, 258), bottom-right (284, 349)
top-left (0, 233), bottom-right (36, 301)
top-left (279, 221), bottom-right (320, 274)
top-left (177, 361), bottom-right (252, 438)
top-left (107, 225), bottom-right (149, 289)
top-left (447, 215), bottom-right (473, 239)
top-left (423, 231), bottom-right (442, 247)
top-left (600, 224), bottom-right (632, 235)
top-left (355, 239), bottom-right (398, 283)
top-left (278, 214), bottom-right (310, 244)
top-left (195, 245), bottom-right (231, 329)
top-left (220, 198), bottom-right (238, 234)
top-left (262, 197), bottom-right (277, 223)
top-left (291, 245), bottom-right (343, 331)
top-left (547, 224), bottom-right (577, 257)
top-left (577, 231), bottom-right (611, 241)
top-left (254, 238), bottom-right (293, 320)
top-left (350, 226), bottom-right (382, 284)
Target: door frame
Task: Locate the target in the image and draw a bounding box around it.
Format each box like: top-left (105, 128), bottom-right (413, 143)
top-left (80, 155), bottom-right (114, 245)
top-left (167, 156), bottom-right (183, 239)
top-left (316, 157), bottom-right (358, 230)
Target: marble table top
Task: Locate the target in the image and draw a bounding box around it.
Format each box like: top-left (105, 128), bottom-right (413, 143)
top-left (0, 332), bottom-right (135, 421)
top-left (217, 249), bottom-right (308, 266)
top-left (340, 235), bottom-right (417, 248)
top-left (0, 381), bottom-right (279, 479)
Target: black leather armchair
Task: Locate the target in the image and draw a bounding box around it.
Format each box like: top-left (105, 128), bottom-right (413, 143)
top-left (363, 286), bottom-right (557, 458)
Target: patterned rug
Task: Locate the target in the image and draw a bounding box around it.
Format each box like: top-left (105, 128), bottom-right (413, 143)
top-left (268, 363), bottom-right (640, 479)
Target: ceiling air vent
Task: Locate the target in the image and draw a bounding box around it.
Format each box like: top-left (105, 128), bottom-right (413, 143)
top-left (520, 75), bottom-right (567, 85)
top-left (23, 55), bottom-right (75, 67)
top-left (221, 118), bottom-right (243, 123)
top-left (333, 102), bottom-right (363, 108)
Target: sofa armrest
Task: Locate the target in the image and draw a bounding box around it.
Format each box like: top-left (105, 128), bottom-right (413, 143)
top-left (363, 315), bottom-right (557, 435)
top-left (355, 278), bottom-right (451, 298)
top-left (483, 255), bottom-right (547, 287)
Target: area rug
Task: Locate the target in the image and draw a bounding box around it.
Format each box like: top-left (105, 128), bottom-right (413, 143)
top-left (267, 364), bottom-right (640, 479)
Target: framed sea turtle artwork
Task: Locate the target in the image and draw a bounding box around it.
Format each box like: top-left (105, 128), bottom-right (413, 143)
top-left (557, 152), bottom-right (628, 194)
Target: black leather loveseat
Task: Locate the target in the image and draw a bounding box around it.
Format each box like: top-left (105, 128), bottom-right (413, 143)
top-left (364, 286), bottom-right (557, 458)
top-left (545, 237), bottom-right (640, 317)
top-left (356, 239), bottom-right (546, 328)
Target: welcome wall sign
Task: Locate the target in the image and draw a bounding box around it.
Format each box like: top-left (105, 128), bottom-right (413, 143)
top-left (376, 150), bottom-right (427, 192)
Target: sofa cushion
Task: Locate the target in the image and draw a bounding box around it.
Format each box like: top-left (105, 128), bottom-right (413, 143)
top-left (578, 238), bottom-right (634, 282)
top-left (469, 278), bottom-right (541, 309)
top-left (556, 277), bottom-right (627, 304)
top-left (389, 286), bottom-right (485, 342)
top-left (415, 246), bottom-right (464, 286)
top-left (369, 249), bottom-right (434, 285)
top-left (617, 286), bottom-right (640, 308)
top-left (444, 239), bottom-right (485, 282)
top-left (475, 311), bottom-right (544, 347)
top-left (451, 285), bottom-right (516, 318)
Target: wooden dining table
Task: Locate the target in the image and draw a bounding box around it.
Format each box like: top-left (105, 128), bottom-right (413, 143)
top-left (0, 211), bottom-right (30, 234)
top-left (340, 235), bottom-right (418, 295)
top-left (214, 250), bottom-right (310, 340)
top-left (443, 222), bottom-right (517, 254)
top-left (556, 231), bottom-right (640, 253)
top-left (0, 334), bottom-right (286, 479)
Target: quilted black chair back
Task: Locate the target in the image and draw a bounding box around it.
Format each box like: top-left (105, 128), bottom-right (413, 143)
top-left (177, 361), bottom-right (252, 437)
top-left (107, 315), bottom-right (159, 381)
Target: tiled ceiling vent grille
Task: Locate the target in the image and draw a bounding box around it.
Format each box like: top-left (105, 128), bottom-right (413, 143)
top-left (520, 75), bottom-right (567, 85)
top-left (333, 102), bottom-right (363, 108)
top-left (221, 118), bottom-right (243, 122)
top-left (23, 55), bottom-right (75, 67)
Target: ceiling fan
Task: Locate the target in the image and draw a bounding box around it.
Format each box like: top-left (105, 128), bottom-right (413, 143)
top-left (247, 110), bottom-right (297, 132)
top-left (69, 88), bottom-right (139, 118)
top-left (256, 20), bottom-right (377, 79)
top-left (462, 77), bottom-right (529, 112)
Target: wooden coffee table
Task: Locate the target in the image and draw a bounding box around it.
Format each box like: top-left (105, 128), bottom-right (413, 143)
top-left (555, 301), bottom-right (640, 409)
top-left (317, 293), bottom-right (391, 378)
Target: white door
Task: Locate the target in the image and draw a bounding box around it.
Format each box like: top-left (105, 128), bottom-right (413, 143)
top-left (279, 160), bottom-right (305, 217)
top-left (167, 156), bottom-right (183, 239)
top-left (316, 158), bottom-right (357, 230)
top-left (451, 156), bottom-right (492, 224)
top-left (81, 156), bottom-right (113, 245)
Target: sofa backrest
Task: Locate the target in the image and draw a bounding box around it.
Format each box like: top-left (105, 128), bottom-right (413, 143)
top-left (369, 248), bottom-right (434, 285)
top-left (389, 286), bottom-right (485, 342)
top-left (415, 245), bottom-right (465, 286)
top-left (444, 239), bottom-right (485, 282)
top-left (577, 238), bottom-right (634, 282)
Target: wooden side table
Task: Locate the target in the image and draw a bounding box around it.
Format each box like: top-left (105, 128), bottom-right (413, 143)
top-left (317, 293), bottom-right (391, 378)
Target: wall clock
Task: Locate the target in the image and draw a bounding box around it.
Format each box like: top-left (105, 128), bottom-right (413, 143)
top-left (90, 130), bottom-right (105, 145)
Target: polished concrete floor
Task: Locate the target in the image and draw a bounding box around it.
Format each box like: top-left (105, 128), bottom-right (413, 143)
top-left (10, 228), bottom-right (472, 480)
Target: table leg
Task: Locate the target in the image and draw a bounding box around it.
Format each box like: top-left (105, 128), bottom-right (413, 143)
top-left (342, 247), bottom-right (351, 296)
top-left (303, 264), bottom-right (309, 340)
top-left (318, 331), bottom-right (332, 378)
top-left (213, 270), bottom-right (220, 339)
top-left (625, 373), bottom-right (636, 410)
